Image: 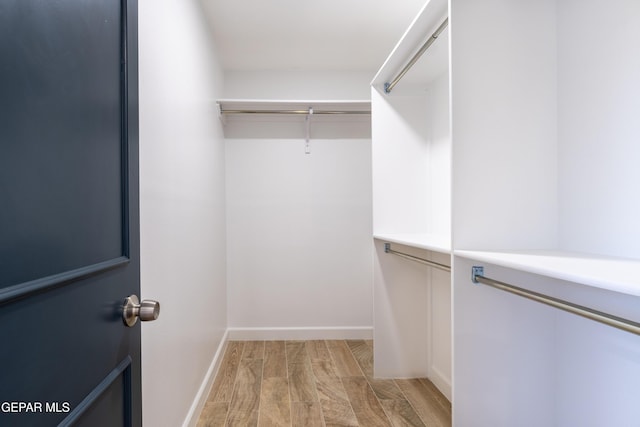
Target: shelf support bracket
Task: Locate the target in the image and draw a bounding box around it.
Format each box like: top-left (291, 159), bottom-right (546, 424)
top-left (305, 107), bottom-right (313, 154)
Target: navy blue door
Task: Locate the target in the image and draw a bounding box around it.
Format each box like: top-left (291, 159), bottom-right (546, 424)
top-left (0, 1), bottom-right (141, 426)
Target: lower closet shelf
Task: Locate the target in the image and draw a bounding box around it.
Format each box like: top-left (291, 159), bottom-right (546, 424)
top-left (455, 249), bottom-right (640, 297)
top-left (373, 233), bottom-right (451, 254)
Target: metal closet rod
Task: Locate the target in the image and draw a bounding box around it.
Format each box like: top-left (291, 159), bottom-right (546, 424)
top-left (471, 266), bottom-right (640, 335)
top-left (219, 109), bottom-right (370, 115)
top-left (384, 243), bottom-right (451, 272)
top-left (384, 17), bottom-right (449, 94)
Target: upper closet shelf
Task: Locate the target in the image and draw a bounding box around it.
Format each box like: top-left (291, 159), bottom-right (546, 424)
top-left (374, 233), bottom-right (451, 254)
top-left (216, 99), bottom-right (372, 139)
top-left (455, 250), bottom-right (640, 297)
top-left (371, 0), bottom-right (448, 93)
top-left (217, 99), bottom-right (371, 117)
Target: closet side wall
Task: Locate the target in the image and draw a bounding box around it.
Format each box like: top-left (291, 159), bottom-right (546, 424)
top-left (139, 1), bottom-right (227, 425)
top-left (371, 89), bottom-right (431, 234)
top-left (451, 0), bottom-right (558, 251)
top-left (557, 0), bottom-right (640, 258)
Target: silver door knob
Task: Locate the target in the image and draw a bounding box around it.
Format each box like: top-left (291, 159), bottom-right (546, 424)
top-left (122, 295), bottom-right (160, 327)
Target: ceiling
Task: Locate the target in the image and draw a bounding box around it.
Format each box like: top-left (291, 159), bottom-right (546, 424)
top-left (201, 0), bottom-right (428, 72)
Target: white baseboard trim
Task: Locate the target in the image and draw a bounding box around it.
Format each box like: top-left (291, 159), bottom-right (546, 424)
top-left (182, 329), bottom-right (229, 427)
top-left (227, 326), bottom-right (373, 341)
top-left (429, 365), bottom-right (452, 402)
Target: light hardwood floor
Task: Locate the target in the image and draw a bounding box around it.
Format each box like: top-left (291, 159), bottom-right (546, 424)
top-left (198, 340), bottom-right (451, 427)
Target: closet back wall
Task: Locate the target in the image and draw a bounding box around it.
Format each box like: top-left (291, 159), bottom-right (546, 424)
top-left (226, 137), bottom-right (373, 338)
top-left (224, 70), bottom-right (373, 100)
top-left (224, 71), bottom-right (373, 339)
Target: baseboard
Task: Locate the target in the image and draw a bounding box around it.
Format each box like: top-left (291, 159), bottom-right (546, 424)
top-left (429, 365), bottom-right (452, 402)
top-left (227, 326), bottom-right (373, 341)
top-left (181, 329), bottom-right (229, 427)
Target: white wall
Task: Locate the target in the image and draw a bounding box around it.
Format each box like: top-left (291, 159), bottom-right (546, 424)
top-left (225, 137), bottom-right (373, 338)
top-left (371, 89), bottom-right (431, 234)
top-left (224, 70), bottom-right (372, 100)
top-left (371, 72), bottom-right (450, 237)
top-left (223, 71), bottom-right (374, 338)
top-left (451, 0), bottom-right (558, 251)
top-left (139, 1), bottom-right (227, 426)
top-left (557, 0), bottom-right (640, 258)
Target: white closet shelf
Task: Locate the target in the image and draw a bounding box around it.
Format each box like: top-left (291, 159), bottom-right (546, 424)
top-left (455, 250), bottom-right (640, 297)
top-left (216, 99), bottom-right (371, 115)
top-left (217, 99), bottom-right (371, 139)
top-left (371, 0), bottom-right (448, 93)
top-left (374, 233), bottom-right (451, 254)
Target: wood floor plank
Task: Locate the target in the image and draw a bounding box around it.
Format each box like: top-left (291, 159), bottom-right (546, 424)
top-left (264, 341), bottom-right (287, 378)
top-left (306, 340), bottom-right (331, 362)
top-left (261, 377), bottom-right (290, 404)
top-left (315, 378), bottom-right (358, 427)
top-left (368, 379), bottom-right (405, 401)
top-left (342, 377), bottom-right (392, 427)
top-left (197, 402), bottom-right (228, 427)
top-left (346, 340), bottom-right (374, 378)
top-left (209, 341), bottom-right (244, 403)
top-left (258, 402), bottom-right (292, 427)
top-left (288, 362), bottom-right (318, 402)
top-left (291, 402), bottom-right (323, 427)
top-left (311, 359), bottom-right (340, 380)
top-left (286, 341), bottom-right (308, 365)
top-left (418, 378), bottom-right (451, 413)
top-left (243, 341), bottom-right (266, 359)
top-left (395, 379), bottom-right (451, 427)
top-left (326, 340), bottom-right (363, 377)
top-left (227, 358), bottom-right (263, 427)
top-left (315, 377), bottom-right (349, 402)
top-left (379, 399), bottom-right (426, 427)
top-left (259, 377), bottom-right (292, 427)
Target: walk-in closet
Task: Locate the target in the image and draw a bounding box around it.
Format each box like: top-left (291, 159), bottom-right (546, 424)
top-left (135, 0), bottom-right (640, 425)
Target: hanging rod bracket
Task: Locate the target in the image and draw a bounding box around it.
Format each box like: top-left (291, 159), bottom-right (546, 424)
top-left (384, 243), bottom-right (391, 253)
top-left (471, 266), bottom-right (484, 283)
